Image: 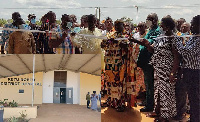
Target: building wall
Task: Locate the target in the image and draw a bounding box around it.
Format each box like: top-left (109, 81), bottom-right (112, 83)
top-left (80, 73), bottom-right (101, 105)
top-left (67, 71), bottom-right (80, 104)
top-left (0, 71), bottom-right (100, 105)
top-left (42, 71), bottom-right (54, 103)
top-left (0, 72), bottom-right (43, 104)
top-left (42, 70), bottom-right (80, 104)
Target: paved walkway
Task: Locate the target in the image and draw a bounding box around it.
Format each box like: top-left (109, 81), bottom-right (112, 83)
top-left (29, 104), bottom-right (101, 122)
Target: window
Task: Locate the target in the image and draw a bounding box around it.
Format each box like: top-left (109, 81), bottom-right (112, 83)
top-left (54, 71), bottom-right (67, 87)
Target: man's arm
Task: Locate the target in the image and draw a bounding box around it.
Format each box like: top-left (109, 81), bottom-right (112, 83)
top-left (8, 33), bottom-right (14, 54)
top-left (49, 32), bottom-right (68, 48)
top-left (30, 33), bottom-right (36, 54)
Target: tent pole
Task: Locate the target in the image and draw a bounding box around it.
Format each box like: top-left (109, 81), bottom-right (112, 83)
top-left (32, 54), bottom-right (35, 107)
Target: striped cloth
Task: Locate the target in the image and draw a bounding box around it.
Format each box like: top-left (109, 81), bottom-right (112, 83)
top-left (174, 36), bottom-right (200, 69)
top-left (55, 36), bottom-right (74, 54)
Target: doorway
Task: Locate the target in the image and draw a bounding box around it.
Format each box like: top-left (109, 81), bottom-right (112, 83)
top-left (53, 87), bottom-right (73, 104)
top-left (66, 88), bottom-right (73, 104)
top-left (60, 88), bottom-right (66, 103)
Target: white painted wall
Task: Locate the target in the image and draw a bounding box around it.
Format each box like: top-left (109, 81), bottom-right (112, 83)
top-left (42, 70), bottom-right (80, 104)
top-left (67, 71), bottom-right (80, 104)
top-left (42, 71), bottom-right (54, 103)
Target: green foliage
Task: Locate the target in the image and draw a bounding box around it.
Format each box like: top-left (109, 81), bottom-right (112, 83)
top-left (158, 20), bottom-right (161, 26)
top-left (56, 19), bottom-right (61, 25)
top-left (19, 110), bottom-right (27, 119)
top-left (6, 117), bottom-right (18, 122)
top-left (8, 100), bottom-right (18, 107)
top-left (0, 99), bottom-right (18, 107)
top-left (25, 21), bottom-right (30, 25)
top-left (6, 110), bottom-right (28, 122)
top-left (7, 19), bottom-right (13, 24)
top-left (120, 16), bottom-right (133, 23)
top-left (0, 18), bottom-right (8, 27)
top-left (133, 24), bottom-right (137, 27)
top-left (0, 99), bottom-right (8, 107)
top-left (36, 20), bottom-right (42, 26)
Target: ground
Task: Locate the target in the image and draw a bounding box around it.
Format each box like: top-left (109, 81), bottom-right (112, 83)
top-left (29, 104), bottom-right (101, 122)
top-left (101, 96), bottom-right (189, 122)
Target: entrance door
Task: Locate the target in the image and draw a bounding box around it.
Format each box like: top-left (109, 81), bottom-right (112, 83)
top-left (66, 88), bottom-right (73, 104)
top-left (60, 88), bottom-right (66, 103)
top-left (53, 87), bottom-right (60, 103)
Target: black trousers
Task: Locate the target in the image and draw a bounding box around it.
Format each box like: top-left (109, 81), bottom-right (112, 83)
top-left (141, 64), bottom-right (154, 110)
top-left (175, 68), bottom-right (187, 119)
top-left (183, 68), bottom-right (200, 122)
top-left (87, 100), bottom-right (90, 108)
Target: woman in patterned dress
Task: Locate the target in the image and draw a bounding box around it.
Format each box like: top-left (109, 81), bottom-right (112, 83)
top-left (142, 16), bottom-right (178, 121)
top-left (101, 19), bottom-right (140, 110)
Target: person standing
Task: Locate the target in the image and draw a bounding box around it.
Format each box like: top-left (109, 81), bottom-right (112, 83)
top-left (142, 16), bottom-right (178, 121)
top-left (91, 91), bottom-right (98, 111)
top-left (176, 18), bottom-right (186, 36)
top-left (8, 17), bottom-right (35, 54)
top-left (73, 14), bottom-right (102, 54)
top-left (133, 22), bottom-right (146, 106)
top-left (27, 14), bottom-right (40, 53)
top-left (2, 12), bottom-right (21, 54)
top-left (137, 13), bottom-right (161, 112)
top-left (173, 15), bottom-right (200, 122)
top-left (174, 22), bottom-right (191, 121)
top-left (86, 92), bottom-right (91, 109)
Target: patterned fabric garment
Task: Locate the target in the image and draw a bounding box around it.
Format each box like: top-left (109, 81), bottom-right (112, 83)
top-left (8, 31), bottom-right (35, 54)
top-left (73, 28), bottom-right (102, 54)
top-left (102, 31), bottom-right (141, 108)
top-left (56, 36), bottom-right (74, 54)
top-left (2, 24), bottom-right (18, 53)
top-left (133, 32), bottom-right (146, 95)
top-left (135, 67), bottom-right (145, 95)
top-left (174, 36), bottom-right (200, 69)
top-left (150, 36), bottom-right (177, 119)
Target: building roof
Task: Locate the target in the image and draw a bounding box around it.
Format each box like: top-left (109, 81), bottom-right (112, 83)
top-left (0, 54), bottom-right (101, 78)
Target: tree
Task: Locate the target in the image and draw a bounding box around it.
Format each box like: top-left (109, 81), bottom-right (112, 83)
top-left (26, 21), bottom-right (30, 25)
top-left (0, 19), bottom-right (8, 27)
top-left (56, 20), bottom-right (61, 25)
top-left (35, 20), bottom-right (42, 26)
top-left (120, 16), bottom-right (133, 23)
top-left (7, 19), bottom-right (13, 24)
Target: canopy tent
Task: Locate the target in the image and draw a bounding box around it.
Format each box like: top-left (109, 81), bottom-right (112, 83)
top-left (0, 54), bottom-right (101, 78)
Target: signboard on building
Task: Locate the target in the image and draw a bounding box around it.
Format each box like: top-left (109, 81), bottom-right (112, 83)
top-left (0, 77), bottom-right (42, 86)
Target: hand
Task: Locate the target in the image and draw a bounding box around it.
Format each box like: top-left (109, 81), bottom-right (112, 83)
top-left (140, 39), bottom-right (150, 46)
top-left (62, 31), bottom-right (68, 38)
top-left (169, 74), bottom-right (176, 83)
top-left (45, 30), bottom-right (49, 36)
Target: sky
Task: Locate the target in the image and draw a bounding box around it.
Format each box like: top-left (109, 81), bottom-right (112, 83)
top-left (0, 0), bottom-right (199, 24)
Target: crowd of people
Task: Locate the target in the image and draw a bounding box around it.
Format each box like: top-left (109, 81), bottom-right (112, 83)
top-left (1, 11), bottom-right (105, 54)
top-left (100, 14), bottom-right (199, 122)
top-left (0, 11), bottom-right (199, 122)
